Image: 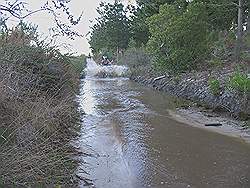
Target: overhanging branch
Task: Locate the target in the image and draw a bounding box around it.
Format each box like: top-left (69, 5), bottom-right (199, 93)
top-left (0, 0), bottom-right (83, 39)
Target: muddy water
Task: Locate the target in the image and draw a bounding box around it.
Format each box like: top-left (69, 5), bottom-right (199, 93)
top-left (78, 76), bottom-right (250, 188)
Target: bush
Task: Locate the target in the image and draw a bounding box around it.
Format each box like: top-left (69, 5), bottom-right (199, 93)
top-left (244, 33), bottom-right (250, 47)
top-left (209, 58), bottom-right (223, 68)
top-left (0, 25), bottom-right (86, 187)
top-left (69, 54), bottom-right (87, 73)
top-left (240, 52), bottom-right (250, 62)
top-left (120, 47), bottom-right (151, 68)
top-left (208, 78), bottom-right (221, 95)
top-left (146, 3), bottom-right (211, 73)
top-left (228, 72), bottom-right (250, 93)
top-left (210, 31), bottom-right (235, 60)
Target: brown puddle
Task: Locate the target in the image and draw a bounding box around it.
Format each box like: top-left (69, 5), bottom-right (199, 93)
top-left (77, 77), bottom-right (250, 188)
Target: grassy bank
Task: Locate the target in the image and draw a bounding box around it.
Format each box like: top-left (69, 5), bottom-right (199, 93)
top-left (0, 27), bottom-right (86, 187)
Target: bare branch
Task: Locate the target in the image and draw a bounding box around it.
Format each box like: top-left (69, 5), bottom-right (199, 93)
top-left (0, 0), bottom-right (83, 39)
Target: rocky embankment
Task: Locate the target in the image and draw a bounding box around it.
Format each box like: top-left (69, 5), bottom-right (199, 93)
top-left (130, 67), bottom-right (249, 118)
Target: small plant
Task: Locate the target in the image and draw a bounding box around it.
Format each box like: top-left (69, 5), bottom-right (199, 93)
top-left (173, 75), bottom-right (181, 83)
top-left (208, 78), bottom-right (220, 95)
top-left (228, 72), bottom-right (250, 93)
top-left (240, 52), bottom-right (250, 62)
top-left (242, 120), bottom-right (250, 129)
top-left (245, 33), bottom-right (250, 47)
top-left (210, 58), bottom-right (223, 68)
top-left (173, 98), bottom-right (193, 109)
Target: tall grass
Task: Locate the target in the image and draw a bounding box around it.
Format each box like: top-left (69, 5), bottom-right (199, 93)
top-left (0, 24), bottom-right (87, 187)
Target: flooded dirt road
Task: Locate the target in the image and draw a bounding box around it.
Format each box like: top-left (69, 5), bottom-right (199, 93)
top-left (77, 61), bottom-right (250, 188)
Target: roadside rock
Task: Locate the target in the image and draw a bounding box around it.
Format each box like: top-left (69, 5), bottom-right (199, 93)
top-left (130, 68), bottom-right (249, 117)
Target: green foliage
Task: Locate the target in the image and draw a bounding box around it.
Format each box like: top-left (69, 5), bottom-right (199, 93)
top-left (100, 48), bottom-right (115, 60)
top-left (210, 31), bottom-right (236, 60)
top-left (121, 47), bottom-right (151, 68)
top-left (89, 0), bottom-right (247, 74)
top-left (136, 0), bottom-right (188, 16)
top-left (173, 75), bottom-right (181, 83)
top-left (89, 2), bottom-right (130, 54)
top-left (172, 97), bottom-right (193, 109)
top-left (245, 34), bottom-right (250, 47)
top-left (147, 3), bottom-right (211, 72)
top-left (228, 72), bottom-right (250, 93)
top-left (209, 58), bottom-right (223, 68)
top-left (131, 0), bottom-right (188, 47)
top-left (129, 8), bottom-right (150, 47)
top-left (240, 52), bottom-right (250, 62)
top-left (195, 0), bottom-right (237, 31)
top-left (208, 78), bottom-right (221, 95)
top-left (69, 54), bottom-right (87, 73)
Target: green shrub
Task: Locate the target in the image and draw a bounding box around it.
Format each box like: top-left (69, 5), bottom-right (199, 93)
top-left (240, 52), bottom-right (250, 62)
top-left (210, 31), bottom-right (235, 60)
top-left (208, 78), bottom-right (220, 95)
top-left (228, 72), bottom-right (250, 93)
top-left (209, 58), bottom-right (223, 68)
top-left (146, 3), bottom-right (211, 73)
top-left (120, 47), bottom-right (151, 68)
top-left (69, 54), bottom-right (87, 73)
top-left (245, 33), bottom-right (250, 47)
top-left (173, 75), bottom-right (181, 83)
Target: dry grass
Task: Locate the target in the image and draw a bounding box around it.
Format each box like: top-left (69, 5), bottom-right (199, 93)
top-left (0, 30), bottom-right (86, 187)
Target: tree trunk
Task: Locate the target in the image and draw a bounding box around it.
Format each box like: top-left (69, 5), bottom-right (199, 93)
top-left (235, 0), bottom-right (243, 62)
top-left (247, 1), bottom-right (250, 34)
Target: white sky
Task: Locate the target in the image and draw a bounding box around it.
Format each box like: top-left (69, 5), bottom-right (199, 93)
top-left (0, 0), bottom-right (134, 55)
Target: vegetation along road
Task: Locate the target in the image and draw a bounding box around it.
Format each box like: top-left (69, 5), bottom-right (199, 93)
top-left (0, 0), bottom-right (250, 187)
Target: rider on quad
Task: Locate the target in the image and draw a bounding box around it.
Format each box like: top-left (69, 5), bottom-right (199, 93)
top-left (101, 56), bottom-right (111, 66)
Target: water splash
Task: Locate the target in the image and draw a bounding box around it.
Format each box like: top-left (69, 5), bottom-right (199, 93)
top-left (85, 58), bottom-right (128, 78)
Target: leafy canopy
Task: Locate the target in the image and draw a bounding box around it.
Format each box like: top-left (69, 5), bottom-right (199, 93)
top-left (89, 2), bottom-right (130, 54)
top-left (146, 2), bottom-right (211, 72)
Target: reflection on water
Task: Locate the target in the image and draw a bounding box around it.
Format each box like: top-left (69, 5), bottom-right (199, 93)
top-left (80, 80), bottom-right (96, 115)
top-left (77, 59), bottom-right (250, 188)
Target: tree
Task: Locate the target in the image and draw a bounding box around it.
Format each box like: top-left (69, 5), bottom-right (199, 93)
top-left (130, 0), bottom-right (188, 47)
top-left (136, 0), bottom-right (184, 16)
top-left (247, 1), bottom-right (250, 34)
top-left (147, 3), bottom-right (210, 72)
top-left (195, 0), bottom-right (249, 62)
top-left (129, 6), bottom-right (150, 47)
top-left (0, 0), bottom-right (83, 39)
top-left (145, 0), bottom-right (248, 72)
top-left (89, 2), bottom-right (130, 57)
top-left (235, 0), bottom-right (244, 62)
top-left (195, 0), bottom-right (237, 31)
